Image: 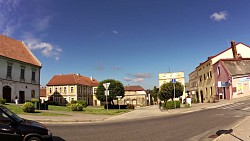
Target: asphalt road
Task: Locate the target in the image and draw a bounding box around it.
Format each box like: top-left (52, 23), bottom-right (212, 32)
top-left (47, 99), bottom-right (250, 141)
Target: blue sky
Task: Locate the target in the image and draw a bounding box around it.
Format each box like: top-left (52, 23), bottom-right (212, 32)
top-left (1, 0), bottom-right (250, 89)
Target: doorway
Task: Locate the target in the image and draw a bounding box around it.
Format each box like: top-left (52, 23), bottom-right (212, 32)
top-left (3, 86), bottom-right (11, 103)
top-left (19, 91), bottom-right (25, 104)
top-left (200, 91), bottom-right (204, 103)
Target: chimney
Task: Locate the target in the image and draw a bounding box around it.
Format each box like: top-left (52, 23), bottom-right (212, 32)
top-left (231, 40), bottom-right (237, 59)
top-left (90, 76), bottom-right (93, 81)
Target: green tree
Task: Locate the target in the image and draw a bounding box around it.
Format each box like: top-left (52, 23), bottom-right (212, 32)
top-left (96, 79), bottom-right (125, 105)
top-left (148, 86), bottom-right (159, 103)
top-left (159, 81), bottom-right (184, 103)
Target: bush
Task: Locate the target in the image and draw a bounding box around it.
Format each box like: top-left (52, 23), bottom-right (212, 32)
top-left (77, 100), bottom-right (87, 108)
top-left (70, 103), bottom-right (83, 111)
top-left (31, 98), bottom-right (39, 103)
top-left (0, 98), bottom-right (6, 105)
top-left (126, 104), bottom-right (135, 109)
top-left (70, 100), bottom-right (77, 104)
top-left (22, 102), bottom-right (35, 113)
top-left (185, 103), bottom-right (191, 108)
top-left (165, 101), bottom-right (181, 109)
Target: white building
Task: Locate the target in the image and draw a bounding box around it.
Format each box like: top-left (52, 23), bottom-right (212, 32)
top-left (0, 35), bottom-right (42, 103)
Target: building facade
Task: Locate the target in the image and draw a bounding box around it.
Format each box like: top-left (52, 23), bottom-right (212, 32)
top-left (188, 70), bottom-right (198, 101)
top-left (46, 74), bottom-right (100, 106)
top-left (0, 35), bottom-right (41, 103)
top-left (195, 41), bottom-right (250, 103)
top-left (214, 58), bottom-right (250, 100)
top-left (122, 85), bottom-right (147, 107)
top-left (159, 71), bottom-right (186, 99)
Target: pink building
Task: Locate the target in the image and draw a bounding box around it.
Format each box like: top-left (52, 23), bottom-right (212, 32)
top-left (214, 58), bottom-right (250, 100)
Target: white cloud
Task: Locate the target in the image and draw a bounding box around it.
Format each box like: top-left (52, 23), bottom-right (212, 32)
top-left (0, 0), bottom-right (21, 36)
top-left (22, 33), bottom-right (62, 61)
top-left (210, 11), bottom-right (228, 21)
top-left (112, 30), bottom-right (118, 35)
top-left (34, 16), bottom-right (52, 31)
top-left (124, 73), bottom-right (152, 84)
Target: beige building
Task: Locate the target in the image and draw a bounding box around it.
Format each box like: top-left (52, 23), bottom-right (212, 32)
top-left (122, 85), bottom-right (147, 107)
top-left (158, 71), bottom-right (186, 99)
top-left (0, 35), bottom-right (42, 103)
top-left (195, 41), bottom-right (250, 103)
top-left (46, 74), bottom-right (100, 106)
top-left (189, 70), bottom-right (198, 101)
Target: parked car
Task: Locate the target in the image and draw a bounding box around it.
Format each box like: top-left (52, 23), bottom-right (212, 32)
top-left (0, 105), bottom-right (53, 141)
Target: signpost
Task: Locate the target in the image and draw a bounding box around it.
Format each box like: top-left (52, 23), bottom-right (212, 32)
top-left (116, 96), bottom-right (122, 111)
top-left (172, 78), bottom-right (176, 109)
top-left (103, 83), bottom-right (110, 112)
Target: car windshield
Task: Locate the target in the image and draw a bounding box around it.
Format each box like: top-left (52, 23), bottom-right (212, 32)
top-left (2, 107), bottom-right (23, 123)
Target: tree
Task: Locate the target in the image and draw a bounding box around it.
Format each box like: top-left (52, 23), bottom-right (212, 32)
top-left (159, 81), bottom-right (184, 103)
top-left (95, 79), bottom-right (125, 105)
top-left (151, 86), bottom-right (159, 102)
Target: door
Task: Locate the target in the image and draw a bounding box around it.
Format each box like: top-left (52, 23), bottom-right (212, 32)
top-left (19, 91), bottom-right (25, 104)
top-left (200, 91), bottom-right (204, 103)
top-left (3, 86), bottom-right (11, 103)
top-left (0, 110), bottom-right (19, 141)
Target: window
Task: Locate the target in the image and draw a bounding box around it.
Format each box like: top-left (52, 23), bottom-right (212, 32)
top-left (217, 67), bottom-right (221, 75)
top-left (32, 71), bottom-right (36, 81)
top-left (20, 66), bottom-right (25, 80)
top-left (207, 72), bottom-right (209, 79)
top-left (70, 87), bottom-right (74, 93)
top-left (204, 74), bottom-right (206, 80)
top-left (209, 71), bottom-right (212, 78)
top-left (199, 76), bottom-right (202, 82)
top-left (64, 87), bottom-right (67, 93)
top-left (7, 64), bottom-right (12, 78)
top-left (59, 87), bottom-right (62, 93)
top-left (31, 90), bottom-right (35, 98)
top-left (49, 88), bottom-right (52, 94)
top-left (210, 87), bottom-right (213, 96)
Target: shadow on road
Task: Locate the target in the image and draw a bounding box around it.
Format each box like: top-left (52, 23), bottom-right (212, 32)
top-left (53, 136), bottom-right (66, 141)
top-left (216, 129), bottom-right (243, 141)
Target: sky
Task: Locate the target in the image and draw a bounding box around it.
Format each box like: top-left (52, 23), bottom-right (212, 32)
top-left (1, 0), bottom-right (250, 89)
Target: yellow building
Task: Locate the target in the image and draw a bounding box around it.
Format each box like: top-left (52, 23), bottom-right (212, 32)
top-left (196, 41), bottom-right (250, 103)
top-left (46, 74), bottom-right (100, 106)
top-left (158, 71), bottom-right (186, 99)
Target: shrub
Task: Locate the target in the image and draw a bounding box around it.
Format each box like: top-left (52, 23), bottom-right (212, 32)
top-left (77, 100), bottom-right (87, 108)
top-left (165, 101), bottom-right (181, 109)
top-left (0, 98), bottom-right (6, 105)
top-left (126, 104), bottom-right (135, 109)
top-left (70, 100), bottom-right (77, 104)
top-left (185, 103), bottom-right (191, 108)
top-left (70, 103), bottom-right (83, 111)
top-left (22, 102), bottom-right (35, 113)
top-left (31, 98), bottom-right (39, 103)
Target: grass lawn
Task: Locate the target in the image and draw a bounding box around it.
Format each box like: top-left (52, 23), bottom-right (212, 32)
top-left (3, 104), bottom-right (67, 116)
top-left (48, 105), bottom-right (132, 115)
top-left (2, 104), bottom-right (132, 116)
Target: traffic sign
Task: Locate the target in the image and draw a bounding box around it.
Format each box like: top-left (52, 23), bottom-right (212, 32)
top-left (172, 78), bottom-right (176, 83)
top-left (103, 83), bottom-right (110, 90)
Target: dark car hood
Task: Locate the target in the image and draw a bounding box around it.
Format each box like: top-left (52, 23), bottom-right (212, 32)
top-left (21, 119), bottom-right (47, 129)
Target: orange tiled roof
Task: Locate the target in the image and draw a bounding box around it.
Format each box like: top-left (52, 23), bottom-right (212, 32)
top-left (124, 85), bottom-right (145, 91)
top-left (47, 74), bottom-right (99, 87)
top-left (0, 35), bottom-right (41, 67)
top-left (40, 87), bottom-right (46, 97)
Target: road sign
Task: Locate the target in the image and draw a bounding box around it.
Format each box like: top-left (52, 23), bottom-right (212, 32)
top-left (105, 91), bottom-right (109, 96)
top-left (103, 83), bottom-right (110, 90)
top-left (172, 78), bottom-right (176, 83)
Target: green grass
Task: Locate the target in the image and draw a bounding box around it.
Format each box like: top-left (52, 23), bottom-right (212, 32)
top-left (2, 104), bottom-right (132, 116)
top-left (3, 104), bottom-right (67, 116)
top-left (48, 105), bottom-right (132, 115)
